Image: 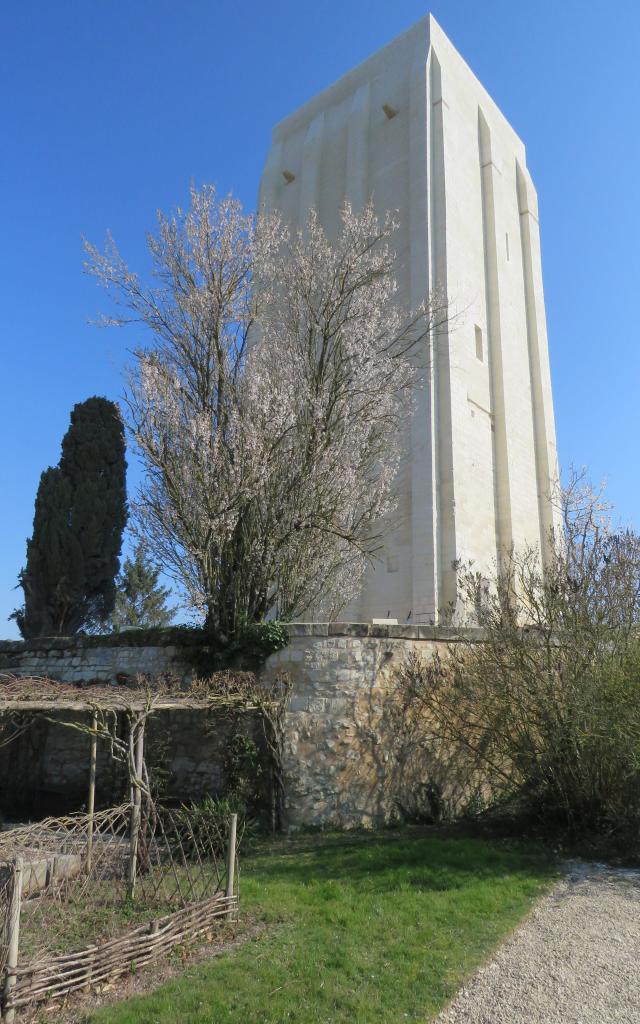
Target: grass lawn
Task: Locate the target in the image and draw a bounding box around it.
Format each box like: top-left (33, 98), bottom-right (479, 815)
top-left (90, 828), bottom-right (556, 1024)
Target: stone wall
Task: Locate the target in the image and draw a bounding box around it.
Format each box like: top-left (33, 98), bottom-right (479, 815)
top-left (0, 630), bottom-right (191, 685)
top-left (0, 624), bottom-right (482, 828)
top-left (265, 623), bottom-right (483, 829)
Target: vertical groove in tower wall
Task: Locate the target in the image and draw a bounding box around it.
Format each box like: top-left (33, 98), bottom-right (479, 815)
top-left (345, 84), bottom-right (370, 214)
top-left (299, 114), bottom-right (324, 227)
top-left (408, 45), bottom-right (436, 624)
top-left (478, 107), bottom-right (513, 563)
top-left (429, 49), bottom-right (457, 615)
top-left (516, 161), bottom-right (557, 562)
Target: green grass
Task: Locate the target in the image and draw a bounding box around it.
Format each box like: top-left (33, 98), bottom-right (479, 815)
top-left (90, 828), bottom-right (556, 1024)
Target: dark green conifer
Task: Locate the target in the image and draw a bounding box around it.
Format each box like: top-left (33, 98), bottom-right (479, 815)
top-left (13, 397), bottom-right (127, 637)
top-left (109, 543), bottom-right (175, 631)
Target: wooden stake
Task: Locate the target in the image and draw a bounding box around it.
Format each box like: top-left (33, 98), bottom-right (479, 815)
top-left (86, 710), bottom-right (98, 872)
top-left (127, 718), bottom-right (145, 900)
top-left (4, 856), bottom-right (23, 1023)
top-left (83, 717), bottom-right (98, 1001)
top-left (225, 813), bottom-right (237, 905)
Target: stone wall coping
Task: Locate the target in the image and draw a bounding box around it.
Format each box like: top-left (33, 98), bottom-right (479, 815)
top-left (0, 627), bottom-right (196, 656)
top-left (284, 622), bottom-right (487, 641)
top-left (0, 622), bottom-right (486, 658)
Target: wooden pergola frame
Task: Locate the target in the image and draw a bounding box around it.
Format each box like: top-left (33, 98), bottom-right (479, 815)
top-left (0, 674), bottom-right (258, 1019)
top-left (0, 673), bottom-right (251, 714)
top-left (0, 674), bottom-right (259, 896)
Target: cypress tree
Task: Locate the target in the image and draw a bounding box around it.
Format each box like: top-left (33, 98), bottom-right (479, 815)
top-left (14, 397), bottom-right (127, 637)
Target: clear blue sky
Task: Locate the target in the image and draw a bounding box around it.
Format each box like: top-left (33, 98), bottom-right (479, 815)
top-left (1, 0), bottom-right (639, 637)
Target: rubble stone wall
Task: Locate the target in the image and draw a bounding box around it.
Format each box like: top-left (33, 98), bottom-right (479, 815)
top-left (265, 623), bottom-right (483, 828)
top-left (0, 624), bottom-right (483, 827)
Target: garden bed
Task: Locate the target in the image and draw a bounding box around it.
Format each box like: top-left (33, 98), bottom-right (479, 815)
top-left (0, 803), bottom-right (238, 1019)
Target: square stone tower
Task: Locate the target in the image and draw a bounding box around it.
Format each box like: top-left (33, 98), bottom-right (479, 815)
top-left (259, 14), bottom-right (560, 624)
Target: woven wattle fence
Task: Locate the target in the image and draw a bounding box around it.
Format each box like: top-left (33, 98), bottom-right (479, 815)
top-left (0, 803), bottom-right (239, 1020)
top-left (5, 892), bottom-right (237, 1012)
top-left (0, 674), bottom-right (280, 1018)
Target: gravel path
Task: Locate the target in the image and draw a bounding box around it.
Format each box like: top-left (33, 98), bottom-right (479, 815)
top-left (436, 862), bottom-right (640, 1024)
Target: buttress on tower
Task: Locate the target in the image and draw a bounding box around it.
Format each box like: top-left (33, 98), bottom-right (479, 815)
top-left (259, 14), bottom-right (561, 624)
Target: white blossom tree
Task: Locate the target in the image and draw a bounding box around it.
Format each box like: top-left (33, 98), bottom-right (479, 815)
top-left (85, 185), bottom-right (448, 640)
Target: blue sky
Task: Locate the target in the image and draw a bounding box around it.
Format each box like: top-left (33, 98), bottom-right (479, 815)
top-left (1, 0), bottom-right (639, 637)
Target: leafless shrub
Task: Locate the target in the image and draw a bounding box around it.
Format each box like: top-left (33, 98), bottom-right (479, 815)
top-left (395, 472), bottom-right (640, 844)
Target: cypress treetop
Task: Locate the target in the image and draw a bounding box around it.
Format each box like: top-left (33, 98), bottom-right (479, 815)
top-left (14, 397), bottom-right (127, 637)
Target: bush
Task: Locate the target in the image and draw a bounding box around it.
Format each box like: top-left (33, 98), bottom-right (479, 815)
top-left (179, 621), bottom-right (288, 675)
top-left (175, 795), bottom-right (256, 858)
top-left (397, 477), bottom-right (640, 851)
top-left (223, 732), bottom-right (263, 812)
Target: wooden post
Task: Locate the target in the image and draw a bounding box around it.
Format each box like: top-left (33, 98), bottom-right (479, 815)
top-left (127, 718), bottom-right (145, 900)
top-left (3, 857), bottom-right (23, 1023)
top-left (225, 813), bottom-right (238, 908)
top-left (86, 710), bottom-right (98, 872)
top-left (83, 714), bottom-right (98, 997)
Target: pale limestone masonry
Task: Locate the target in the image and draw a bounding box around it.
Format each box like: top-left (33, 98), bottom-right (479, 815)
top-left (259, 15), bottom-right (561, 623)
top-left (0, 625), bottom-right (480, 827)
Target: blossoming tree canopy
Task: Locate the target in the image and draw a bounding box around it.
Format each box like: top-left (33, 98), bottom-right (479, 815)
top-left (85, 186), bottom-right (447, 639)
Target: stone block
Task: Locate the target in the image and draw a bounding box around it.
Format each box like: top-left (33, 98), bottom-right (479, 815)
top-left (307, 698), bottom-right (328, 714)
top-left (328, 622), bottom-right (370, 637)
top-left (285, 623), bottom-right (329, 637)
top-left (289, 696), bottom-right (310, 713)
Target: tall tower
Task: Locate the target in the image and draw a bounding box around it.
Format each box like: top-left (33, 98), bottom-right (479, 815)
top-left (259, 14), bottom-right (560, 624)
